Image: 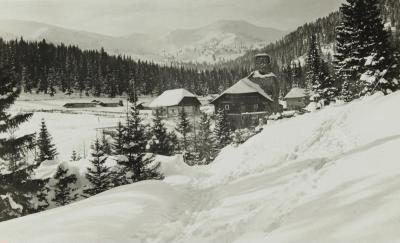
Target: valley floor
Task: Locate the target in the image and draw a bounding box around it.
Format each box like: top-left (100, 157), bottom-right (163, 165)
top-left (1, 92), bottom-right (400, 243)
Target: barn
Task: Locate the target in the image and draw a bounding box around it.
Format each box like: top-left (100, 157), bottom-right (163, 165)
top-left (63, 103), bottom-right (97, 108)
top-left (211, 78), bottom-right (275, 129)
top-left (149, 88), bottom-right (201, 118)
top-left (284, 88), bottom-right (311, 110)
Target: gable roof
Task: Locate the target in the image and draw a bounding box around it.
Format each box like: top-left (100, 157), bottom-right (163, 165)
top-left (284, 88), bottom-right (308, 99)
top-left (149, 88), bottom-right (199, 108)
top-left (211, 78), bottom-right (273, 104)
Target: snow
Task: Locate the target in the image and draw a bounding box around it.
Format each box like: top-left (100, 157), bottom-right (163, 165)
top-left (149, 89), bottom-right (198, 108)
top-left (212, 78), bottom-right (273, 103)
top-left (1, 92), bottom-right (400, 242)
top-left (252, 70), bottom-right (277, 79)
top-left (284, 87), bottom-right (308, 99)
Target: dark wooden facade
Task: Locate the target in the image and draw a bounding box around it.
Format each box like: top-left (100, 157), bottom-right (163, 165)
top-left (63, 103), bottom-right (97, 108)
top-left (212, 93), bottom-right (274, 129)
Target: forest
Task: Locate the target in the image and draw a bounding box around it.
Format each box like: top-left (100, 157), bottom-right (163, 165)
top-left (0, 38), bottom-right (251, 97)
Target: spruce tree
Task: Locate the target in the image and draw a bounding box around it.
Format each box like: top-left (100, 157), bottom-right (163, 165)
top-left (175, 109), bottom-right (192, 153)
top-left (36, 119), bottom-right (58, 164)
top-left (306, 34), bottom-right (322, 90)
top-left (71, 150), bottom-right (78, 162)
top-left (118, 106), bottom-right (163, 182)
top-left (0, 66), bottom-right (47, 220)
top-left (0, 66), bottom-right (34, 172)
top-left (100, 132), bottom-right (112, 155)
top-left (313, 61), bottom-right (339, 104)
top-left (52, 164), bottom-right (78, 206)
top-left (149, 109), bottom-right (176, 156)
top-left (359, 0), bottom-right (399, 95)
top-left (196, 113), bottom-right (215, 165)
top-left (84, 139), bottom-right (113, 196)
top-left (214, 109), bottom-right (232, 149)
top-left (112, 121), bottom-right (125, 155)
top-left (334, 0), bottom-right (399, 100)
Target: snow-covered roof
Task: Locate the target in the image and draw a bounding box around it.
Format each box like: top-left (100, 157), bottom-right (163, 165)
top-left (251, 70), bottom-right (277, 79)
top-left (212, 78), bottom-right (273, 103)
top-left (149, 89), bottom-right (199, 108)
top-left (284, 88), bottom-right (308, 99)
top-left (255, 53), bottom-right (270, 57)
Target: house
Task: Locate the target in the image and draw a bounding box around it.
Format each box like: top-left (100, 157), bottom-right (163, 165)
top-left (284, 88), bottom-right (310, 110)
top-left (211, 53), bottom-right (283, 129)
top-left (211, 78), bottom-right (275, 129)
top-left (148, 88), bottom-right (201, 117)
top-left (63, 103), bottom-right (97, 108)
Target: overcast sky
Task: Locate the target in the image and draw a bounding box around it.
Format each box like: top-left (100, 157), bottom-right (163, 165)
top-left (0, 0), bottom-right (344, 36)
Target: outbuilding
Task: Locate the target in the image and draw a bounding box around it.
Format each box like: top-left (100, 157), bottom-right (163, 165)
top-left (284, 88), bottom-right (311, 110)
top-left (148, 89), bottom-right (201, 117)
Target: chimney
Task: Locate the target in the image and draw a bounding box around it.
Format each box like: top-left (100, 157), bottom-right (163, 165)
top-left (255, 53), bottom-right (271, 75)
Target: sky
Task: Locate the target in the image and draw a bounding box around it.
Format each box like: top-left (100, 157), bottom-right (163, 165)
top-left (0, 0), bottom-right (344, 36)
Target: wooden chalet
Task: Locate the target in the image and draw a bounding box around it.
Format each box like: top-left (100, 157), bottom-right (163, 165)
top-left (211, 78), bottom-right (275, 129)
top-left (149, 89), bottom-right (201, 118)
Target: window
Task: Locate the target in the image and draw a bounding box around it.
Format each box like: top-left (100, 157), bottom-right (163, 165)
top-left (224, 104), bottom-right (230, 111)
top-left (253, 104), bottom-right (259, 111)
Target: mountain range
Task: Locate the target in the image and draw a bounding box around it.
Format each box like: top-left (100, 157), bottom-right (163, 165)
top-left (0, 19), bottom-right (285, 64)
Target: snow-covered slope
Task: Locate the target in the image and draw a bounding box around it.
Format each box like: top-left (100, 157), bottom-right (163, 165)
top-left (0, 19), bottom-right (285, 63)
top-left (1, 92), bottom-right (400, 243)
top-left (165, 20), bottom-right (285, 63)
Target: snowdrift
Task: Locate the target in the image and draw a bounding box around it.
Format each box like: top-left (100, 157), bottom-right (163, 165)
top-left (1, 92), bottom-right (400, 243)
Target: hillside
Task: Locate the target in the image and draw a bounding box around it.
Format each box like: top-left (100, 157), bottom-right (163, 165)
top-left (0, 19), bottom-right (285, 63)
top-left (1, 91), bottom-right (400, 242)
top-left (221, 0), bottom-right (400, 70)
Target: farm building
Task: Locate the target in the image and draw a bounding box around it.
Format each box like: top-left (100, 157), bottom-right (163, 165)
top-left (211, 78), bottom-right (275, 129)
top-left (63, 103), bottom-right (97, 108)
top-left (148, 89), bottom-right (201, 117)
top-left (284, 88), bottom-right (311, 110)
top-left (99, 100), bottom-right (124, 107)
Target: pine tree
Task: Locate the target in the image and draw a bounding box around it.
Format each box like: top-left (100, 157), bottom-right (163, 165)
top-left (36, 119), bottom-right (58, 164)
top-left (84, 139), bottom-right (113, 196)
top-left (0, 66), bottom-right (48, 220)
top-left (112, 121), bottom-right (125, 155)
top-left (71, 150), bottom-right (78, 161)
top-left (334, 0), bottom-right (399, 100)
top-left (118, 106), bottom-right (163, 182)
top-left (306, 34), bottom-right (322, 90)
top-left (213, 109), bottom-right (232, 149)
top-left (195, 113), bottom-right (215, 165)
top-left (0, 66), bottom-right (34, 172)
top-left (175, 109), bottom-right (192, 153)
top-left (313, 61), bottom-right (339, 104)
top-left (52, 164), bottom-right (78, 206)
top-left (149, 109), bottom-right (176, 156)
top-left (359, 0), bottom-right (399, 95)
top-left (100, 132), bottom-right (112, 155)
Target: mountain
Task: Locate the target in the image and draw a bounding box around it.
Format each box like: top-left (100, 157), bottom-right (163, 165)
top-left (164, 20), bottom-right (286, 63)
top-left (0, 19), bottom-right (164, 60)
top-left (221, 0), bottom-right (400, 70)
top-left (0, 19), bottom-right (285, 63)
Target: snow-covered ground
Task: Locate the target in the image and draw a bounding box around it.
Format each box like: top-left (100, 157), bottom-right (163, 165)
top-left (1, 92), bottom-right (400, 243)
top-left (11, 94), bottom-right (156, 161)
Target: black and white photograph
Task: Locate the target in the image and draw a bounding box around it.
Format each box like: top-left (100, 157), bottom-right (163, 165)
top-left (0, 0), bottom-right (399, 242)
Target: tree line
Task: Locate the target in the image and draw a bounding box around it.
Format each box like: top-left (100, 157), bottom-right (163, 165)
top-left (0, 38), bottom-right (251, 97)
